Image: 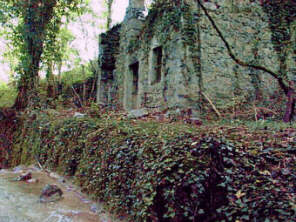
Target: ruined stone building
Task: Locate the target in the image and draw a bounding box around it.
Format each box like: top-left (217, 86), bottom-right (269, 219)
top-left (96, 0), bottom-right (296, 114)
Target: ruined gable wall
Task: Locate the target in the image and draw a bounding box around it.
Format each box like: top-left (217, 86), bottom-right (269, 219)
top-left (97, 25), bottom-right (121, 106)
top-left (114, 1), bottom-right (203, 111)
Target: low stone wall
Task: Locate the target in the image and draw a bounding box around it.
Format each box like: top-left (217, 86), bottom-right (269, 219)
top-left (10, 111), bottom-right (296, 221)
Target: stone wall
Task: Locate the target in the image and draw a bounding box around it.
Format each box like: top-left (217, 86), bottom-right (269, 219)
top-left (199, 0), bottom-right (295, 108)
top-left (113, 1), bottom-right (203, 111)
top-left (97, 24), bottom-right (121, 105)
top-left (97, 0), bottom-right (296, 115)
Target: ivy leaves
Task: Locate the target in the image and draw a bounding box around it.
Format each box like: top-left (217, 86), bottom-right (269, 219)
top-left (12, 111), bottom-right (296, 221)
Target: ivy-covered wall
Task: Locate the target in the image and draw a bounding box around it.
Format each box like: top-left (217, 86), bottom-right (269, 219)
top-left (113, 0), bottom-right (203, 111)
top-left (97, 24), bottom-right (121, 105)
top-left (97, 0), bottom-right (296, 113)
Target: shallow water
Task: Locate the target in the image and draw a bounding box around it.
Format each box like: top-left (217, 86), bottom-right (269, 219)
top-left (0, 166), bottom-right (118, 222)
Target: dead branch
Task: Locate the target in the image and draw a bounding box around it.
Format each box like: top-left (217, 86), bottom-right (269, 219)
top-left (201, 92), bottom-right (221, 118)
top-left (71, 86), bottom-right (83, 107)
top-left (254, 103), bottom-right (258, 122)
top-left (255, 106), bottom-right (278, 115)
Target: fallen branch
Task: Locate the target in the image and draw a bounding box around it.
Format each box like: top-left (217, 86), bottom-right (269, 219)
top-left (34, 155), bottom-right (44, 170)
top-left (201, 92), bottom-right (221, 118)
top-left (254, 103), bottom-right (258, 122)
top-left (71, 86), bottom-right (83, 107)
top-left (255, 107), bottom-right (278, 115)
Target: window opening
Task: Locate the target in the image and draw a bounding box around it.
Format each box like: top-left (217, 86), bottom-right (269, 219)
top-left (130, 62), bottom-right (139, 96)
top-left (151, 46), bottom-right (162, 84)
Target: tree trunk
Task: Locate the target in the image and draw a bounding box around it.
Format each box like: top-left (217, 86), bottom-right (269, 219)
top-left (13, 0), bottom-right (57, 110)
top-left (46, 61), bottom-right (56, 99)
top-left (14, 55), bottom-right (41, 110)
top-left (82, 65), bottom-right (86, 105)
top-left (14, 84), bottom-right (29, 110)
top-left (283, 82), bottom-right (296, 122)
top-left (57, 62), bottom-right (63, 96)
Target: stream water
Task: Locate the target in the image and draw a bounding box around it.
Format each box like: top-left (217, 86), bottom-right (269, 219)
top-left (0, 166), bottom-right (120, 222)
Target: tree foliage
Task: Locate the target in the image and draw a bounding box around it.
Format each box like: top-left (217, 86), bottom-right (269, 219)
top-left (0, 0), bottom-right (89, 109)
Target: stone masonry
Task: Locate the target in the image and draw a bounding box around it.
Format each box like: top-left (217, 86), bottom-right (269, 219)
top-left (97, 0), bottom-right (296, 115)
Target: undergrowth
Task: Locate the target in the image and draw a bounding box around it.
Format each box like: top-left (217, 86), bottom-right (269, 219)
top-left (0, 83), bottom-right (17, 108)
top-left (10, 109), bottom-right (296, 221)
top-left (216, 118), bottom-right (296, 132)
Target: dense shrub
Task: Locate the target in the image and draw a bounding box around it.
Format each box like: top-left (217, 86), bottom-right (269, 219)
top-left (11, 111), bottom-right (296, 221)
top-left (0, 83), bottom-right (17, 108)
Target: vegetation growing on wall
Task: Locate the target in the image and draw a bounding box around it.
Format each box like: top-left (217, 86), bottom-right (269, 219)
top-left (10, 110), bottom-right (296, 221)
top-left (260, 0), bottom-right (296, 122)
top-left (195, 0), bottom-right (296, 122)
top-left (125, 0), bottom-right (204, 109)
top-left (124, 0), bottom-right (182, 54)
top-left (0, 1), bottom-right (296, 221)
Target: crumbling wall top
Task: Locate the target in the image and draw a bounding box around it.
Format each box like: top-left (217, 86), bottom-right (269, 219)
top-left (129, 0), bottom-right (145, 9)
top-left (125, 0), bottom-right (145, 20)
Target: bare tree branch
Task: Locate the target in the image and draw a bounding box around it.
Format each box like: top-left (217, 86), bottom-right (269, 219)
top-left (106, 0), bottom-right (114, 29)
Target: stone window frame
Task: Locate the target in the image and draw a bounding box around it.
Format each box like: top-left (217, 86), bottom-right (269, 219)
top-left (149, 45), bottom-right (163, 85)
top-left (129, 61), bottom-right (140, 96)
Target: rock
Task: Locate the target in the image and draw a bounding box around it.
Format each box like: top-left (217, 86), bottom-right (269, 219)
top-left (0, 169), bottom-right (9, 174)
top-left (40, 184), bottom-right (63, 203)
top-left (27, 178), bottom-right (39, 183)
top-left (282, 168), bottom-right (290, 175)
top-left (16, 172), bottom-right (32, 181)
top-left (127, 108), bottom-right (148, 119)
top-left (164, 108), bottom-right (181, 119)
top-left (58, 178), bottom-right (66, 183)
top-left (99, 214), bottom-right (110, 222)
top-left (49, 172), bottom-right (60, 179)
top-left (90, 203), bottom-right (100, 213)
top-left (73, 112), bottom-right (86, 118)
top-left (13, 166), bottom-right (26, 173)
top-left (29, 165), bottom-right (41, 172)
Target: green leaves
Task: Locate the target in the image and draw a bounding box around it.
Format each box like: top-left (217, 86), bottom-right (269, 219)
top-left (0, 0), bottom-right (91, 107)
top-left (11, 111), bottom-right (296, 221)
